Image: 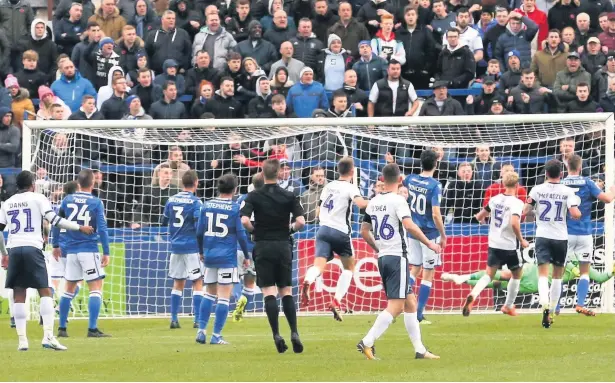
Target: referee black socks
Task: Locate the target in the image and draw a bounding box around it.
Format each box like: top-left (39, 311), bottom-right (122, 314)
top-left (281, 295), bottom-right (298, 334)
top-left (264, 295), bottom-right (280, 336)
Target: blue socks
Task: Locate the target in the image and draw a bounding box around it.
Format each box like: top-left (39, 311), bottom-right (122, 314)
top-left (58, 292), bottom-right (73, 328)
top-left (417, 280), bottom-right (432, 319)
top-left (213, 298), bottom-right (229, 337)
top-left (576, 275), bottom-right (590, 307)
top-left (199, 293), bottom-right (216, 331)
top-left (170, 289), bottom-right (182, 322)
top-left (193, 292), bottom-right (203, 323)
top-left (88, 291), bottom-right (102, 330)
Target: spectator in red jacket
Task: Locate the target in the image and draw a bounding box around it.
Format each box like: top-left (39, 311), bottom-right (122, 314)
top-left (516, 0), bottom-right (548, 50)
top-left (482, 163), bottom-right (528, 206)
top-left (598, 12), bottom-right (615, 50)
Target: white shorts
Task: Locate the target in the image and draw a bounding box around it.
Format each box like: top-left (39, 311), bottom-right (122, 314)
top-left (203, 267), bottom-right (239, 285)
top-left (48, 255), bottom-right (66, 279)
top-left (566, 235), bottom-right (594, 263)
top-left (237, 251), bottom-right (256, 276)
top-left (408, 237), bottom-right (442, 269)
top-left (168, 253), bottom-right (203, 281)
top-left (65, 252), bottom-right (105, 282)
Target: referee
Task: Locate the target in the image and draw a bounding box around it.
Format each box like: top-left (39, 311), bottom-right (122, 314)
top-left (240, 159), bottom-right (306, 354)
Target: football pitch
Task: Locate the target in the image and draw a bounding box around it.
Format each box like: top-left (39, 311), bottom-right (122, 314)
top-left (0, 314), bottom-right (613, 381)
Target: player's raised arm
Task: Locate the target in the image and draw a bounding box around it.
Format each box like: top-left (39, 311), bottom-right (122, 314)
top-left (353, 196), bottom-right (369, 210)
top-left (360, 214), bottom-right (378, 252)
top-left (97, 200), bottom-right (111, 266)
top-left (597, 184), bottom-right (615, 203)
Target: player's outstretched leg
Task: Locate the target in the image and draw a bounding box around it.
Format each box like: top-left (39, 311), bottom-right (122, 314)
top-left (302, 256), bottom-right (327, 307)
top-left (463, 273), bottom-right (492, 317)
top-left (281, 294), bottom-right (302, 353)
top-left (196, 292), bottom-right (216, 344)
top-left (330, 256), bottom-right (355, 322)
top-left (233, 273), bottom-right (255, 322)
top-left (501, 266), bottom-right (523, 316)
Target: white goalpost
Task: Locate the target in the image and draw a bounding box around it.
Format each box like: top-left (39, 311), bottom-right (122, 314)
top-left (20, 114), bottom-right (614, 318)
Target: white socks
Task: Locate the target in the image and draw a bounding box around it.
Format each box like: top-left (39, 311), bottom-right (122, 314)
top-left (334, 270), bottom-right (353, 303)
top-left (304, 266), bottom-right (321, 285)
top-left (504, 278), bottom-right (520, 308)
top-left (39, 296), bottom-right (55, 338)
top-left (404, 312), bottom-right (426, 354)
top-left (538, 276), bottom-right (549, 308)
top-left (362, 310), bottom-right (394, 347)
top-left (550, 279), bottom-right (562, 311)
top-left (470, 274), bottom-right (491, 299)
top-left (13, 303), bottom-right (27, 342)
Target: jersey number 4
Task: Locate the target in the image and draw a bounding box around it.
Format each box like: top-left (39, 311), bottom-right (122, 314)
top-left (323, 194), bottom-right (334, 212)
top-left (67, 203), bottom-right (91, 226)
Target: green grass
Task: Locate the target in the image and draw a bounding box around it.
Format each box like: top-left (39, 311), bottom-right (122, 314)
top-left (1, 314), bottom-right (614, 381)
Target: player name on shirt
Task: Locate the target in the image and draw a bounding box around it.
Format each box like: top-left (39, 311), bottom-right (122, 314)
top-left (406, 184), bottom-right (429, 194)
top-left (168, 196), bottom-right (199, 204)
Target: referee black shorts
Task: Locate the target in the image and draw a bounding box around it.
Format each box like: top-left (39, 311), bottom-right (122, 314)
top-left (5, 246), bottom-right (49, 290)
top-left (253, 240), bottom-right (292, 288)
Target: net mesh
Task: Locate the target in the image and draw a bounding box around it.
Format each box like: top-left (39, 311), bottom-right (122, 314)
top-left (25, 117), bottom-right (614, 317)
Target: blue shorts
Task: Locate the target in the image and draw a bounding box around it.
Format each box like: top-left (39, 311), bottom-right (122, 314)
top-left (378, 255), bottom-right (411, 300)
top-left (315, 226), bottom-right (353, 261)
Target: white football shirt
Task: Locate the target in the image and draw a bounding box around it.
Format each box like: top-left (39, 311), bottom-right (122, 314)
top-left (319, 180), bottom-right (362, 234)
top-left (364, 192), bottom-right (411, 258)
top-left (488, 194), bottom-right (524, 250)
top-left (529, 182), bottom-right (580, 240)
top-left (0, 192), bottom-right (59, 250)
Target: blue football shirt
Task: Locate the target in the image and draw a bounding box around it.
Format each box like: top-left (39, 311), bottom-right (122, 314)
top-left (561, 175), bottom-right (602, 236)
top-left (403, 174), bottom-right (442, 240)
top-left (163, 191), bottom-right (203, 254)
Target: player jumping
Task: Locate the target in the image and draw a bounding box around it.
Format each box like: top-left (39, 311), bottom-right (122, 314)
top-left (561, 154), bottom-right (615, 316)
top-left (196, 173), bottom-right (251, 345)
top-left (524, 159), bottom-right (581, 328)
top-left (0, 170), bottom-right (94, 350)
top-left (357, 164), bottom-right (440, 360)
top-left (301, 157), bottom-right (368, 321)
top-left (162, 170), bottom-right (204, 329)
top-left (463, 171), bottom-right (529, 316)
top-left (54, 170), bottom-right (111, 338)
top-left (403, 150), bottom-right (447, 324)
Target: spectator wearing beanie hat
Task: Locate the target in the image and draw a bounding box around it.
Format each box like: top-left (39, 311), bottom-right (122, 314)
top-left (499, 50), bottom-right (524, 93)
top-left (319, 33), bottom-right (353, 91)
top-left (68, 94), bottom-right (105, 120)
top-left (122, 95), bottom-right (152, 119)
top-left (352, 40), bottom-right (387, 91)
top-left (233, 20), bottom-right (278, 73)
top-left (5, 74), bottom-right (34, 130)
top-left (286, 66), bottom-right (328, 117)
top-left (86, 36), bottom-right (121, 90)
top-left (37, 86), bottom-right (72, 120)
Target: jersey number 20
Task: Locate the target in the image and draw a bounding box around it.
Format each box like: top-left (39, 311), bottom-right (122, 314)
top-left (408, 191), bottom-right (426, 215)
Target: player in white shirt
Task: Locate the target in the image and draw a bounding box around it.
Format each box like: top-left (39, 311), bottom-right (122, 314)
top-left (523, 160), bottom-right (581, 328)
top-left (463, 171), bottom-right (529, 317)
top-left (0, 171), bottom-right (93, 351)
top-left (357, 164), bottom-right (440, 360)
top-left (301, 157), bottom-right (368, 321)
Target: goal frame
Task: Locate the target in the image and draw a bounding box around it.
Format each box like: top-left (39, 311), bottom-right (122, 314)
top-left (22, 113), bottom-right (615, 314)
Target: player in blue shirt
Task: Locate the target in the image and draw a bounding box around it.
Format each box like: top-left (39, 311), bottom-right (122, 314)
top-left (403, 150), bottom-right (447, 324)
top-left (561, 154), bottom-right (615, 316)
top-left (49, 181), bottom-right (79, 297)
top-left (161, 171), bottom-right (204, 329)
top-left (53, 170), bottom-right (111, 338)
top-left (195, 174), bottom-right (250, 345)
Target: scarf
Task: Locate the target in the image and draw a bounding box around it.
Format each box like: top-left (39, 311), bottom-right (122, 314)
top-left (135, 15), bottom-right (145, 37)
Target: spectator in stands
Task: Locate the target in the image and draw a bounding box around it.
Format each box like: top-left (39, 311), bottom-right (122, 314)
top-left (263, 10), bottom-right (296, 50)
top-left (267, 93), bottom-right (296, 117)
top-left (576, 13), bottom-right (596, 48)
top-left (582, 37), bottom-right (606, 75)
top-left (127, 0), bottom-right (160, 41)
top-left (286, 66), bottom-right (328, 117)
top-left (328, 2), bottom-right (370, 57)
top-left (0, 108), bottom-right (19, 168)
top-left (0, 0), bottom-right (33, 71)
top-left (260, 0), bottom-right (296, 32)
top-left (499, 50), bottom-right (523, 94)
top-left (37, 86), bottom-right (72, 119)
top-left (300, 167), bottom-right (326, 223)
top-left (184, 50), bottom-right (220, 97)
top-left (51, 59), bottom-right (97, 113)
top-left (325, 89), bottom-right (351, 117)
top-left (100, 77), bottom-right (129, 119)
top-left (68, 94), bottom-right (104, 120)
top-left (591, 50), bottom-right (615, 99)
top-left (248, 76), bottom-right (273, 117)
top-left (71, 22), bottom-right (101, 83)
top-left (154, 59), bottom-right (186, 95)
top-left (268, 41), bottom-right (304, 84)
top-left (190, 80), bottom-right (214, 117)
top-left (548, 0), bottom-right (579, 31)
top-left (146, 10), bottom-right (192, 74)
top-left (517, 0), bottom-right (548, 49)
top-left (339, 69), bottom-right (368, 116)
top-left (92, 169), bottom-right (124, 228)
top-left (435, 28), bottom-right (475, 89)
top-left (487, 98), bottom-right (512, 115)
top-left (277, 159), bottom-right (304, 195)
top-left (130, 67), bottom-right (163, 113)
top-left (599, 12), bottom-right (609, 33)
top-left (49, 104), bottom-right (67, 121)
top-left (599, 12), bottom-right (615, 50)
top-left (443, 162), bottom-right (481, 223)
top-left (542, 136), bottom-right (590, 179)
top-left (97, 66), bottom-right (126, 108)
top-left (122, 94), bottom-right (153, 121)
top-left (370, 14), bottom-right (405, 64)
top-left (445, 8), bottom-right (483, 64)
top-left (234, 20), bottom-right (277, 73)
top-left (311, 0), bottom-right (338, 43)
top-left (220, 51), bottom-right (244, 90)
top-left (367, 60), bottom-right (418, 117)
top-left (530, 29), bottom-right (568, 88)
top-left (87, 36), bottom-right (121, 90)
top-left (357, 0), bottom-right (395, 36)
top-left (149, 81), bottom-right (187, 119)
top-left (116, 25), bottom-right (145, 77)
top-left (352, 41), bottom-right (387, 91)
top-left (598, 77), bottom-right (615, 111)
top-left (564, 81), bottom-right (601, 112)
top-left (495, 11), bottom-right (538, 70)
top-left (471, 145), bottom-right (501, 189)
top-left (289, 18), bottom-right (323, 70)
top-left (55, 0), bottom-right (95, 24)
top-left (226, 0), bottom-right (252, 43)
top-left (54, 3), bottom-right (86, 58)
top-left (14, 50), bottom-right (47, 98)
top-left (562, 26), bottom-right (578, 51)
top-left (482, 163), bottom-right (527, 206)
top-left (484, 7), bottom-right (508, 63)
top-left (553, 51), bottom-right (592, 109)
top-left (193, 12), bottom-right (237, 71)
top-left (152, 146), bottom-right (192, 187)
top-left (171, 0), bottom-right (201, 40)
top-left (130, 164), bottom-right (181, 229)
top-left (465, 76), bottom-right (498, 115)
top-left (508, 68), bottom-right (554, 113)
top-left (397, 6), bottom-right (436, 90)
top-left (237, 57), bottom-right (266, 103)
top-left (21, 19), bottom-right (58, 79)
top-left (430, 0), bottom-right (456, 43)
top-left (204, 76), bottom-right (243, 118)
top-left (270, 66), bottom-right (294, 96)
top-left (320, 34), bottom-right (352, 91)
top-left (419, 80), bottom-right (465, 116)
top-left (5, 75), bottom-right (34, 130)
top-left (0, 173), bottom-right (16, 201)
top-left (88, 0), bottom-right (127, 40)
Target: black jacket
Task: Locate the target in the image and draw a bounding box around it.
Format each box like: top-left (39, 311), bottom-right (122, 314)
top-left (339, 84), bottom-right (368, 117)
top-left (0, 0), bottom-right (34, 52)
top-left (419, 96), bottom-right (465, 116)
top-left (68, 108), bottom-right (105, 120)
top-left (185, 65), bottom-right (221, 97)
top-left (564, 98), bottom-right (600, 113)
top-left (150, 98), bottom-right (188, 119)
top-left (21, 36), bottom-right (58, 79)
top-left (371, 78), bottom-right (413, 116)
top-left (130, 83), bottom-right (163, 113)
top-left (53, 17), bottom-right (87, 57)
top-left (14, 68), bottom-right (48, 97)
top-left (115, 37), bottom-right (146, 76)
top-left (483, 23), bottom-right (506, 61)
top-left (599, 93), bottom-right (615, 112)
top-left (171, 2), bottom-right (201, 40)
top-left (581, 52), bottom-right (606, 76)
top-left (357, 0), bottom-right (396, 36)
top-left (127, 0), bottom-right (160, 41)
top-left (55, 0), bottom-right (95, 21)
top-left (204, 92), bottom-right (243, 118)
top-left (465, 91), bottom-right (498, 115)
top-left (263, 23), bottom-right (296, 51)
top-left (443, 178), bottom-right (482, 223)
top-left (71, 38), bottom-right (96, 81)
top-left (190, 97), bottom-right (208, 118)
top-left (311, 10), bottom-right (339, 43)
top-left (435, 45), bottom-right (475, 89)
top-left (578, 0), bottom-right (613, 32)
top-left (289, 34), bottom-right (324, 69)
top-left (247, 93), bottom-right (273, 117)
top-left (101, 94), bottom-right (129, 119)
top-left (145, 27), bottom-right (193, 73)
top-left (499, 68), bottom-right (522, 92)
top-left (234, 38), bottom-right (278, 72)
top-left (396, 25), bottom-right (437, 76)
top-left (548, 2), bottom-right (579, 31)
top-left (226, 14), bottom-right (253, 43)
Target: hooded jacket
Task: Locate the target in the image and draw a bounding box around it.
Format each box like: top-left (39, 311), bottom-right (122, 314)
top-left (370, 29), bottom-right (406, 64)
top-left (247, 76), bottom-right (273, 117)
top-left (192, 26), bottom-right (237, 70)
top-left (128, 0), bottom-right (160, 40)
top-left (96, 65), bottom-right (128, 108)
top-left (145, 26), bottom-right (193, 73)
top-left (154, 59), bottom-right (186, 95)
top-left (100, 91), bottom-right (129, 120)
top-left (171, 0), bottom-right (201, 40)
top-left (21, 19), bottom-right (58, 76)
top-left (0, 106), bottom-right (20, 168)
top-left (396, 25), bottom-right (437, 76)
top-left (547, 1), bottom-right (579, 32)
top-left (55, 0), bottom-right (95, 22)
top-left (270, 66), bottom-right (294, 97)
top-left (53, 15), bottom-right (87, 57)
top-left (87, 6), bottom-right (127, 40)
top-left (259, 0), bottom-right (296, 31)
top-left (435, 44), bottom-right (476, 89)
top-left (494, 16), bottom-right (539, 70)
top-left (0, 0), bottom-right (33, 52)
top-left (86, 40), bottom-right (122, 89)
top-left (289, 33), bottom-right (324, 69)
top-left (269, 57), bottom-right (304, 84)
top-left (50, 71), bottom-right (98, 112)
top-left (10, 87), bottom-right (34, 129)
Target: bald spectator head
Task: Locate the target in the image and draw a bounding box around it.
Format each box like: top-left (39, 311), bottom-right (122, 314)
top-left (576, 13), bottom-right (590, 33)
top-left (207, 12), bottom-right (220, 32)
top-left (298, 18), bottom-right (312, 37)
top-left (196, 50), bottom-right (211, 68)
top-left (205, 5), bottom-right (219, 16)
top-left (162, 10), bottom-right (176, 30)
top-left (273, 9), bottom-right (288, 28)
top-left (314, 0), bottom-right (328, 16)
top-left (344, 69), bottom-right (357, 86)
top-left (562, 26), bottom-right (575, 45)
top-left (69, 3), bottom-right (82, 21)
top-left (338, 2), bottom-right (352, 22)
top-left (280, 41), bottom-right (293, 59)
top-left (101, 0), bottom-right (116, 17)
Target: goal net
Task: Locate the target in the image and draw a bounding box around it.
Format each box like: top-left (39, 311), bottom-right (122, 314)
top-left (21, 114), bottom-right (614, 318)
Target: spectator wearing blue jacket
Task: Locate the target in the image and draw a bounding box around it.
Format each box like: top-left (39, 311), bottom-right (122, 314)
top-left (286, 66), bottom-right (328, 117)
top-left (494, 11), bottom-right (538, 70)
top-left (352, 41), bottom-right (387, 91)
top-left (50, 59), bottom-right (97, 112)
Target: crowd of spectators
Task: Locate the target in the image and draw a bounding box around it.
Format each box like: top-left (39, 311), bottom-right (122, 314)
top-left (0, 0), bottom-right (609, 226)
